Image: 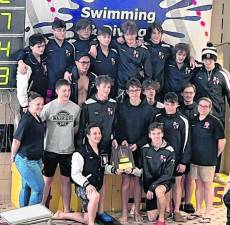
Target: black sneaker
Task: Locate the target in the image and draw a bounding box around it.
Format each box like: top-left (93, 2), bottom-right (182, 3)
top-left (183, 203), bottom-right (195, 214)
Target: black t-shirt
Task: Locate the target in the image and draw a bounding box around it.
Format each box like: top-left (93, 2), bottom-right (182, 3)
top-left (191, 114), bottom-right (225, 166)
top-left (14, 111), bottom-right (44, 160)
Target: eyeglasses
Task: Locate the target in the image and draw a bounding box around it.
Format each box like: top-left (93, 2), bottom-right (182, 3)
top-left (54, 28), bottom-right (66, 33)
top-left (128, 88), bottom-right (141, 93)
top-left (198, 104), bottom-right (210, 108)
top-left (78, 61), bottom-right (90, 65)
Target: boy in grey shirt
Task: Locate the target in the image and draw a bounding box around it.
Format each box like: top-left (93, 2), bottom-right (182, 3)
top-left (40, 79), bottom-right (81, 213)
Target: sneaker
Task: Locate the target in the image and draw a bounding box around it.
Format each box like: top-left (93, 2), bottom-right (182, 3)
top-left (183, 203), bottom-right (195, 214)
top-left (164, 211), bottom-right (173, 220)
top-left (97, 212), bottom-right (112, 222)
top-left (156, 220), bottom-right (166, 225)
top-left (173, 212), bottom-right (187, 222)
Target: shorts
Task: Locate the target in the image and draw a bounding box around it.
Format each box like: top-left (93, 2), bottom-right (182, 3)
top-left (146, 183), bottom-right (172, 211)
top-left (76, 186), bottom-right (88, 212)
top-left (190, 163), bottom-right (215, 182)
top-left (43, 151), bottom-right (72, 177)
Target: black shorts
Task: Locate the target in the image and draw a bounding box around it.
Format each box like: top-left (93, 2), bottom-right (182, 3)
top-left (146, 183), bottom-right (172, 211)
top-left (43, 151), bottom-right (72, 177)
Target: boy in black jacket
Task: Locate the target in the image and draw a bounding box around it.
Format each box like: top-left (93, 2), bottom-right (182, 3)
top-left (141, 122), bottom-right (175, 225)
top-left (155, 92), bottom-right (190, 222)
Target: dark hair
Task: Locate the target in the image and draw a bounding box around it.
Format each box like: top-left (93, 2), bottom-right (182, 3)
top-left (28, 91), bottom-right (42, 102)
top-left (76, 18), bottom-right (92, 31)
top-left (85, 123), bottom-right (101, 136)
top-left (126, 77), bottom-right (142, 90)
top-left (121, 21), bottom-right (138, 35)
top-left (29, 33), bottom-right (46, 47)
top-left (164, 92), bottom-right (178, 103)
top-left (75, 52), bottom-right (91, 61)
top-left (55, 79), bottom-right (71, 90)
top-left (148, 122), bottom-right (164, 133)
top-left (95, 75), bottom-right (114, 87)
top-left (181, 83), bottom-right (196, 93)
top-left (145, 22), bottom-right (163, 40)
top-left (97, 26), bottom-right (112, 36)
top-left (173, 43), bottom-right (190, 60)
top-left (198, 97), bottom-right (212, 108)
top-left (52, 19), bottom-right (66, 30)
top-left (142, 79), bottom-right (160, 91)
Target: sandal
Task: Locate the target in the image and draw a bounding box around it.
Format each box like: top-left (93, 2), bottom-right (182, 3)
top-left (187, 213), bottom-right (202, 220)
top-left (199, 217), bottom-right (211, 223)
top-left (119, 216), bottom-right (128, 224)
top-left (134, 213), bottom-right (143, 222)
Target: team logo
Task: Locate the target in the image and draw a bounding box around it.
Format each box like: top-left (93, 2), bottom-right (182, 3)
top-left (206, 53), bottom-right (211, 58)
top-left (52, 110), bottom-right (74, 127)
top-left (111, 57), bottom-right (116, 65)
top-left (66, 49), bottom-right (71, 57)
top-left (173, 121), bottom-right (179, 129)
top-left (185, 67), bottom-right (191, 74)
top-left (158, 51), bottom-right (165, 60)
top-left (213, 76), bottom-right (220, 85)
top-left (107, 107), bottom-right (113, 115)
top-left (133, 50), bottom-right (139, 58)
top-left (160, 154), bottom-right (166, 162)
top-left (203, 121), bottom-right (210, 129)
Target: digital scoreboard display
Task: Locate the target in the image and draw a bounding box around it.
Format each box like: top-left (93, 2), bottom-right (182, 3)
top-left (0, 0), bottom-right (26, 88)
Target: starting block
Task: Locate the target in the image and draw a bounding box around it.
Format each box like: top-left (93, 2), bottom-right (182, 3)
top-left (0, 204), bottom-right (53, 225)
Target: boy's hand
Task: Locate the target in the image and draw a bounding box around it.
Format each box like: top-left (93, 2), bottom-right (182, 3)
top-left (121, 140), bottom-right (128, 146)
top-left (124, 167), bottom-right (132, 174)
top-left (18, 60), bottom-right (28, 74)
top-left (130, 144), bottom-right (137, 151)
top-left (64, 71), bottom-right (72, 82)
top-left (89, 45), bottom-right (97, 58)
top-left (117, 36), bottom-right (125, 44)
top-left (86, 184), bottom-right (96, 195)
top-left (146, 190), bottom-right (153, 200)
top-left (112, 139), bottom-right (118, 149)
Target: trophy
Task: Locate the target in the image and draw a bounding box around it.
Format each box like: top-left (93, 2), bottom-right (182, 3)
top-left (111, 145), bottom-right (135, 170)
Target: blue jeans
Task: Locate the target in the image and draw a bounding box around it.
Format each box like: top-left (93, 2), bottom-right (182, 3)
top-left (15, 154), bottom-right (44, 207)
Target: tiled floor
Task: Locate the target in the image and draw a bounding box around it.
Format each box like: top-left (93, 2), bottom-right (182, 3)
top-left (0, 201), bottom-right (227, 225)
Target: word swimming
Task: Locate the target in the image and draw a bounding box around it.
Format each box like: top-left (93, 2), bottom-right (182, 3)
top-left (81, 7), bottom-right (156, 23)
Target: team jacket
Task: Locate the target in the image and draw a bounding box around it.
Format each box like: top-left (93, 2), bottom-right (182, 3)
top-left (144, 40), bottom-right (172, 92)
top-left (111, 39), bottom-right (152, 89)
top-left (90, 45), bottom-right (118, 80)
top-left (192, 63), bottom-right (230, 121)
top-left (73, 34), bottom-right (97, 54)
top-left (71, 144), bottom-right (115, 191)
top-left (78, 96), bottom-right (117, 153)
top-left (70, 67), bottom-right (97, 104)
top-left (16, 53), bottom-right (48, 107)
top-left (178, 102), bottom-right (198, 121)
top-left (140, 141), bottom-right (175, 193)
top-left (164, 58), bottom-right (193, 94)
top-left (16, 39), bottom-right (74, 94)
top-left (155, 110), bottom-right (191, 165)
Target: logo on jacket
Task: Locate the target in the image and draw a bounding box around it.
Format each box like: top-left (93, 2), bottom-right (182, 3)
top-left (185, 67), bottom-right (191, 74)
top-left (107, 107), bottom-right (113, 115)
top-left (133, 50), bottom-right (139, 58)
top-left (213, 76), bottom-right (220, 85)
top-left (111, 57), bottom-right (116, 65)
top-left (160, 154), bottom-right (166, 162)
top-left (203, 121), bottom-right (210, 129)
top-left (173, 121), bottom-right (179, 129)
top-left (52, 110), bottom-right (74, 127)
top-left (66, 49), bottom-right (71, 57)
top-left (158, 51), bottom-right (165, 60)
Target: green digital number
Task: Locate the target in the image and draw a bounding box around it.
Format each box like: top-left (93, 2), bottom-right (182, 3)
top-left (0, 66), bottom-right (9, 85)
top-left (0, 40), bottom-right (11, 57)
top-left (0, 12), bottom-right (12, 30)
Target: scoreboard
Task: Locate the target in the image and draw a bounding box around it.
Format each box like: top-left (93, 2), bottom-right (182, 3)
top-left (0, 0), bottom-right (26, 89)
